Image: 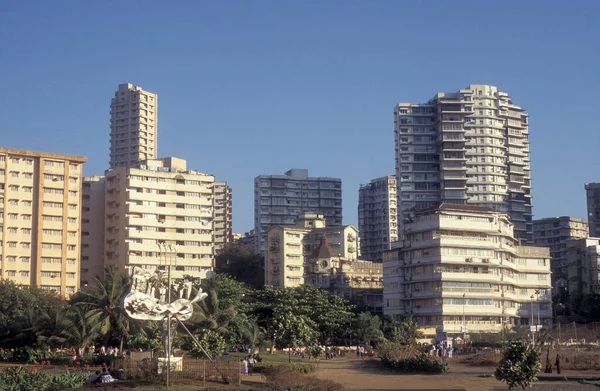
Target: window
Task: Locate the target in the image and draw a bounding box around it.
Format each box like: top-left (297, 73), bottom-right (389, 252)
top-left (8, 242), bottom-right (17, 248)
top-left (21, 257), bottom-right (30, 263)
top-left (21, 271), bottom-right (30, 277)
top-left (68, 218), bottom-right (76, 224)
top-left (45, 160), bottom-right (64, 167)
top-left (8, 213), bottom-right (18, 220)
top-left (21, 242), bottom-right (30, 249)
top-left (67, 259), bottom-right (76, 265)
top-left (23, 187), bottom-right (32, 193)
top-left (22, 214), bottom-right (31, 221)
top-left (69, 204), bottom-right (77, 210)
top-left (67, 245), bottom-right (76, 251)
top-left (8, 185), bottom-right (19, 191)
top-left (11, 158), bottom-right (19, 163)
top-left (7, 227), bottom-right (17, 234)
top-left (10, 171), bottom-right (19, 178)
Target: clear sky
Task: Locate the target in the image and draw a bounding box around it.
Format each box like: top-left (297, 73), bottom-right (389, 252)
top-left (1, 1), bottom-right (599, 233)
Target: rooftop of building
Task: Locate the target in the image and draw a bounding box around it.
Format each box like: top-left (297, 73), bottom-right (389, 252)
top-left (0, 147), bottom-right (87, 163)
top-left (419, 203), bottom-right (499, 215)
top-left (256, 168), bottom-right (341, 181)
top-left (312, 235), bottom-right (335, 259)
top-left (533, 216), bottom-right (588, 224)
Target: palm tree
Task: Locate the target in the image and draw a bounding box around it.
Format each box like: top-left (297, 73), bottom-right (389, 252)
top-left (188, 289), bottom-right (236, 335)
top-left (64, 305), bottom-right (99, 356)
top-left (238, 317), bottom-right (265, 354)
top-left (34, 306), bottom-right (73, 349)
top-left (74, 267), bottom-right (137, 351)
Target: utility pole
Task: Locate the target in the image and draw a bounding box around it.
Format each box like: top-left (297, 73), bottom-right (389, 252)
top-left (159, 243), bottom-right (178, 389)
top-left (462, 293), bottom-right (466, 343)
top-left (530, 295), bottom-right (535, 345)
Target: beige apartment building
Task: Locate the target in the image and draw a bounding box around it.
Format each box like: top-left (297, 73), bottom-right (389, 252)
top-left (383, 204), bottom-right (552, 334)
top-left (265, 213), bottom-right (358, 287)
top-left (110, 83), bottom-right (157, 169)
top-left (0, 147), bottom-right (87, 295)
top-left (213, 182), bottom-right (233, 252)
top-left (81, 157), bottom-right (216, 281)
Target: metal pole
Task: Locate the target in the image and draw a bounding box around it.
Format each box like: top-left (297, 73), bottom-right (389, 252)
top-left (530, 295), bottom-right (535, 344)
top-left (463, 293), bottom-right (466, 343)
top-left (167, 249), bottom-right (172, 389)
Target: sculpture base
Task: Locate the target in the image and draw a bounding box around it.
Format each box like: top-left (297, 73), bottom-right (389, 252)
top-left (157, 356), bottom-right (183, 373)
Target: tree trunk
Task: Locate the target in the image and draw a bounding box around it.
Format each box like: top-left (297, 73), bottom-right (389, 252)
top-left (288, 347), bottom-right (291, 363)
top-left (120, 336), bottom-right (124, 354)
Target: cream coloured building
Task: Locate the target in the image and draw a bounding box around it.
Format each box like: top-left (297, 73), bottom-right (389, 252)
top-left (265, 213), bottom-right (358, 287)
top-left (82, 157), bottom-right (216, 281)
top-left (383, 204), bottom-right (551, 334)
top-left (110, 83), bottom-right (157, 169)
top-left (358, 176), bottom-right (398, 261)
top-left (213, 182), bottom-right (232, 252)
top-left (0, 147), bottom-right (87, 295)
top-left (567, 238), bottom-right (600, 310)
top-left (80, 176), bottom-right (106, 287)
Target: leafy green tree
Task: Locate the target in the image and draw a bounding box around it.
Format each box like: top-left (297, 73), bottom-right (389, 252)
top-left (215, 244), bottom-right (264, 288)
top-left (386, 315), bottom-right (422, 346)
top-left (71, 267), bottom-right (136, 351)
top-left (190, 329), bottom-right (226, 359)
top-left (495, 341), bottom-right (541, 389)
top-left (271, 310), bottom-right (318, 363)
top-left (34, 306), bottom-right (72, 349)
top-left (201, 273), bottom-right (248, 312)
top-left (353, 312), bottom-right (384, 347)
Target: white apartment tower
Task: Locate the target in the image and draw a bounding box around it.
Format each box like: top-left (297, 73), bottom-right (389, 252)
top-left (394, 84), bottom-right (532, 243)
top-left (358, 176), bottom-right (398, 261)
top-left (110, 83), bottom-right (157, 169)
top-left (254, 169), bottom-right (342, 254)
top-left (213, 182), bottom-right (233, 252)
top-left (383, 204), bottom-right (551, 333)
top-left (0, 147), bottom-right (87, 295)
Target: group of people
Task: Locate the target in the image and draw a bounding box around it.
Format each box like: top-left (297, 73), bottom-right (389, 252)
top-left (239, 355), bottom-right (255, 376)
top-left (428, 343), bottom-right (457, 363)
top-left (86, 367), bottom-right (117, 384)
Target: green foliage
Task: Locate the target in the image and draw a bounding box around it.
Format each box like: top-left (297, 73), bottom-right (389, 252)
top-left (384, 315), bottom-right (422, 346)
top-left (127, 321), bottom-right (164, 355)
top-left (237, 316), bottom-right (265, 353)
top-left (253, 362), bottom-right (316, 374)
top-left (494, 341), bottom-right (541, 389)
top-left (353, 312), bottom-right (385, 347)
top-left (381, 353), bottom-right (449, 374)
top-left (190, 329), bottom-right (226, 359)
top-left (0, 367), bottom-right (89, 391)
top-left (215, 244), bottom-right (265, 288)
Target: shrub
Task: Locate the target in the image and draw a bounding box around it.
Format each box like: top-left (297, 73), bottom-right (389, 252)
top-left (381, 354), bottom-right (448, 374)
top-left (263, 366), bottom-right (343, 391)
top-left (253, 362), bottom-right (316, 374)
top-left (0, 366), bottom-right (89, 391)
top-left (494, 341), bottom-right (541, 390)
top-left (190, 329), bottom-right (226, 359)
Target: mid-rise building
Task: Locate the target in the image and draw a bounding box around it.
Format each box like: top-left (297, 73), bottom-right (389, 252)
top-left (383, 204), bottom-right (551, 334)
top-left (567, 238), bottom-right (600, 311)
top-left (80, 176), bottom-right (106, 287)
top-left (82, 157), bottom-right (216, 280)
top-left (213, 182), bottom-right (233, 252)
top-left (254, 169), bottom-right (342, 254)
top-left (265, 213), bottom-right (358, 287)
top-left (110, 83), bottom-right (157, 169)
top-left (394, 84), bottom-right (533, 243)
top-left (533, 216), bottom-right (588, 290)
top-left (585, 183), bottom-right (600, 237)
top-left (358, 176), bottom-right (398, 261)
top-left (0, 147), bottom-right (87, 295)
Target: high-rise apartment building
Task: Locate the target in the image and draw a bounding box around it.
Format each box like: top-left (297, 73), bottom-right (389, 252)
top-left (254, 169), bottom-right (342, 254)
top-left (383, 204), bottom-right (551, 333)
top-left (567, 238), bottom-right (600, 312)
top-left (110, 83), bottom-right (157, 169)
top-left (213, 182), bottom-right (233, 252)
top-left (81, 157), bottom-right (216, 281)
top-left (394, 84), bottom-right (532, 243)
top-left (358, 176), bottom-right (398, 261)
top-left (80, 176), bottom-right (106, 287)
top-left (265, 213), bottom-right (358, 287)
top-left (0, 147), bottom-right (87, 295)
top-left (585, 183), bottom-right (600, 237)
top-left (533, 216), bottom-right (588, 290)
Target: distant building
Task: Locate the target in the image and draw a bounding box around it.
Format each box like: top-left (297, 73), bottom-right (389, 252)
top-left (533, 216), bottom-right (588, 290)
top-left (81, 176), bottom-right (106, 287)
top-left (395, 84), bottom-right (533, 243)
top-left (265, 213), bottom-right (358, 287)
top-left (213, 182), bottom-right (233, 252)
top-left (254, 169), bottom-right (342, 254)
top-left (383, 204), bottom-right (551, 334)
top-left (0, 147), bottom-right (87, 295)
top-left (567, 238), bottom-right (600, 310)
top-left (234, 230), bottom-right (255, 247)
top-left (585, 183), bottom-right (600, 237)
top-left (358, 176), bottom-right (398, 261)
top-left (110, 83), bottom-right (157, 169)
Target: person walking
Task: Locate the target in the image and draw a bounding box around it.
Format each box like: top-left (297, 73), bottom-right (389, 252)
top-left (325, 346), bottom-right (330, 360)
top-left (356, 345), bottom-right (360, 358)
top-left (555, 353), bottom-right (562, 375)
top-left (247, 355), bottom-right (255, 376)
top-left (240, 359), bottom-right (248, 375)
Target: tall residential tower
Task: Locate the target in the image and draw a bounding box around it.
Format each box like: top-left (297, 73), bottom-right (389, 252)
top-left (394, 84), bottom-right (532, 243)
top-left (110, 83), bottom-right (157, 169)
top-left (358, 176), bottom-right (398, 261)
top-left (254, 169), bottom-right (342, 254)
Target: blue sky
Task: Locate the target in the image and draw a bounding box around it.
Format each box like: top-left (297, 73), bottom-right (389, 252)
top-left (1, 1), bottom-right (599, 233)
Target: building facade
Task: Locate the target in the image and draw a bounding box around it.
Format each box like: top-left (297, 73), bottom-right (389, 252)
top-left (0, 147), bottom-right (87, 295)
top-left (383, 204), bottom-right (551, 334)
top-left (358, 176), bottom-right (398, 261)
top-left (265, 213), bottom-right (358, 287)
top-left (254, 169), bottom-right (342, 254)
top-left (80, 176), bottom-right (106, 287)
top-left (213, 182), bottom-right (233, 252)
top-left (567, 238), bottom-right (600, 310)
top-left (394, 84), bottom-right (533, 243)
top-left (533, 216), bottom-right (588, 290)
top-left (585, 183), bottom-right (600, 237)
top-left (85, 158), bottom-right (216, 280)
top-left (110, 83), bottom-right (157, 169)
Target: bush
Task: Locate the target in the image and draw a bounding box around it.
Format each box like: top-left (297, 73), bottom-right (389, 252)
top-left (495, 341), bottom-right (541, 390)
top-left (381, 354), bottom-right (448, 374)
top-left (0, 366), bottom-right (89, 391)
top-left (263, 366), bottom-right (343, 391)
top-left (253, 362), bottom-right (316, 374)
top-left (189, 329), bottom-right (226, 359)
